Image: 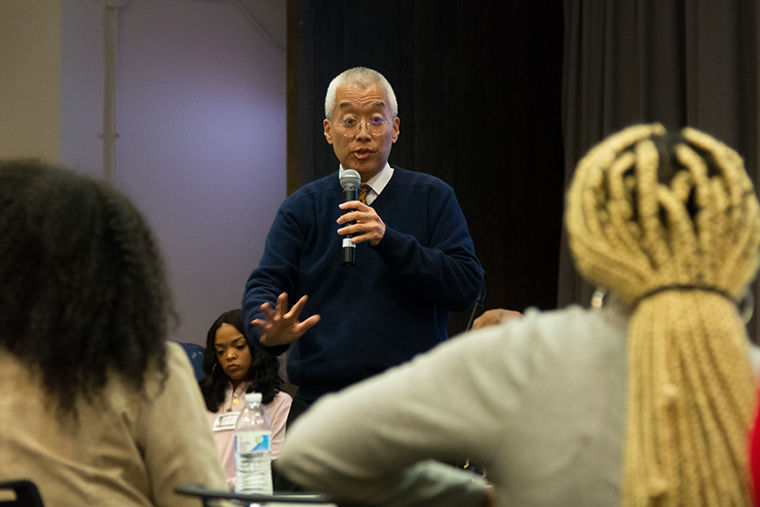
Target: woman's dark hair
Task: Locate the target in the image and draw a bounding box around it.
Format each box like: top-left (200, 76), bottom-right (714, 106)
top-left (0, 160), bottom-right (172, 417)
top-left (199, 309), bottom-right (282, 411)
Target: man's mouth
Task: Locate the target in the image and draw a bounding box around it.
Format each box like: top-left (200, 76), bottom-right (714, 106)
top-left (353, 149), bottom-right (371, 160)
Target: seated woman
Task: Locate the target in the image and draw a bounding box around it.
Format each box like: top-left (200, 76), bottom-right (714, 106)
top-left (277, 124), bottom-right (760, 506)
top-left (200, 309), bottom-right (292, 488)
top-left (0, 159), bottom-right (226, 505)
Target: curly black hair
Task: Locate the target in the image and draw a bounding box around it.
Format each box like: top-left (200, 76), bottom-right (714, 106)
top-left (0, 160), bottom-right (173, 417)
top-left (200, 309), bottom-right (282, 411)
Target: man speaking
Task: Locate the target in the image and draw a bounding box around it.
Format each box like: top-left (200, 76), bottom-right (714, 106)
top-left (242, 66), bottom-right (484, 406)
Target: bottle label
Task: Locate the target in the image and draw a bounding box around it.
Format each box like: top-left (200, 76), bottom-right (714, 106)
top-left (235, 430), bottom-right (271, 453)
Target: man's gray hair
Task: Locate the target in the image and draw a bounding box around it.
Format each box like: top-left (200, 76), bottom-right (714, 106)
top-left (324, 67), bottom-right (398, 120)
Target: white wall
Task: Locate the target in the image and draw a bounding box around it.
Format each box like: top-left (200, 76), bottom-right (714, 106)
top-left (0, 2), bottom-right (61, 161)
top-left (3, 0), bottom-right (287, 345)
top-left (60, 0), bottom-right (103, 178)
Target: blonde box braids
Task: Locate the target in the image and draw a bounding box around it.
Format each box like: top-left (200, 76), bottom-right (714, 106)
top-left (566, 124), bottom-right (760, 506)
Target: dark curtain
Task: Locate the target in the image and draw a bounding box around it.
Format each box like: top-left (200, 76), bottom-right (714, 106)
top-left (559, 0), bottom-right (760, 340)
top-left (287, 0), bottom-right (565, 336)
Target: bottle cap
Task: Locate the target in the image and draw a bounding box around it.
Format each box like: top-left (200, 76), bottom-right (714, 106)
top-left (245, 392), bottom-right (262, 403)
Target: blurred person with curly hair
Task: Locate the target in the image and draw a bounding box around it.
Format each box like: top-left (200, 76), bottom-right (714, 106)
top-left (0, 159), bottom-right (226, 506)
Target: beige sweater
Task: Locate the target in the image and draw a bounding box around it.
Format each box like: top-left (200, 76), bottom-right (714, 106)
top-left (278, 301), bottom-right (760, 506)
top-left (0, 342), bottom-right (226, 506)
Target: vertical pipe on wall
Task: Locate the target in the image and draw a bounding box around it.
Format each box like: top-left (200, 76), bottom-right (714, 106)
top-left (100, 0), bottom-right (128, 184)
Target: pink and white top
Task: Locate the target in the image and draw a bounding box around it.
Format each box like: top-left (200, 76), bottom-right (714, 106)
top-left (206, 381), bottom-right (293, 487)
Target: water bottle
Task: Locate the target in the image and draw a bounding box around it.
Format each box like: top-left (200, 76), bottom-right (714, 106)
top-left (234, 392), bottom-right (273, 495)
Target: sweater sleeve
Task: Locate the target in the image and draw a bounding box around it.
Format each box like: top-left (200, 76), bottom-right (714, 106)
top-left (242, 197), bottom-right (306, 354)
top-left (373, 180), bottom-right (483, 311)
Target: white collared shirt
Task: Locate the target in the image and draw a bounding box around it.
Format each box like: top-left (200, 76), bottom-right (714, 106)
top-left (338, 163), bottom-right (394, 205)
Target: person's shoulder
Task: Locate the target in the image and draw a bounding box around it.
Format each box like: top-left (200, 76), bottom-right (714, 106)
top-left (513, 304), bottom-right (629, 359)
top-left (390, 166), bottom-right (454, 200)
top-left (271, 390), bottom-right (293, 409)
top-left (165, 340), bottom-right (188, 363)
top-left (280, 172), bottom-right (339, 207)
top-left (460, 305), bottom-right (625, 355)
top-left (163, 341), bottom-right (201, 385)
top-left (391, 165), bottom-right (447, 185)
top-left (274, 390), bottom-right (293, 400)
top-left (264, 391), bottom-right (293, 422)
top-left (292, 172), bottom-right (339, 195)
top-left (133, 341), bottom-right (197, 402)
top-left (442, 305), bottom-right (627, 389)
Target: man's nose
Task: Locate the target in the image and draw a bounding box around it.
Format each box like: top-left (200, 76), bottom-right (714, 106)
top-left (355, 123), bottom-right (372, 139)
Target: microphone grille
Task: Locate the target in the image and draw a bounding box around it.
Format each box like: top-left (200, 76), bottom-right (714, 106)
top-left (340, 169), bottom-right (361, 190)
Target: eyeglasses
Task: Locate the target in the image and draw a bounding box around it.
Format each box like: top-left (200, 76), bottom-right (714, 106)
top-left (332, 117), bottom-right (392, 137)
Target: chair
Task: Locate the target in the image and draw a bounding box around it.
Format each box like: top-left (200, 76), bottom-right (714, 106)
top-left (0, 479), bottom-right (44, 507)
top-left (177, 341), bottom-right (206, 381)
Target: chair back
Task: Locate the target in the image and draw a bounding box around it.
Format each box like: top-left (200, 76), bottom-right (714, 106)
top-left (0, 479), bottom-right (44, 507)
top-left (177, 342), bottom-right (206, 381)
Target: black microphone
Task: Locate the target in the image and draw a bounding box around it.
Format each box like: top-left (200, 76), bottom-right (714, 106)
top-left (339, 169), bottom-right (361, 266)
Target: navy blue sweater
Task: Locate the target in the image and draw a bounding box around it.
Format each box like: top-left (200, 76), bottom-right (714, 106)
top-left (242, 167), bottom-right (483, 401)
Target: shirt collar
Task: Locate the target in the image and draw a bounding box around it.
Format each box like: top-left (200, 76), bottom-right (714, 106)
top-left (338, 163), bottom-right (394, 199)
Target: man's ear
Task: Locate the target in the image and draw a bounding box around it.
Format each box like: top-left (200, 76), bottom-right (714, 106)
top-left (324, 119), bottom-right (334, 144)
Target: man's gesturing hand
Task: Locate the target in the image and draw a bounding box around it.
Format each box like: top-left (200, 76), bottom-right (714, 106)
top-left (251, 292), bottom-right (321, 347)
